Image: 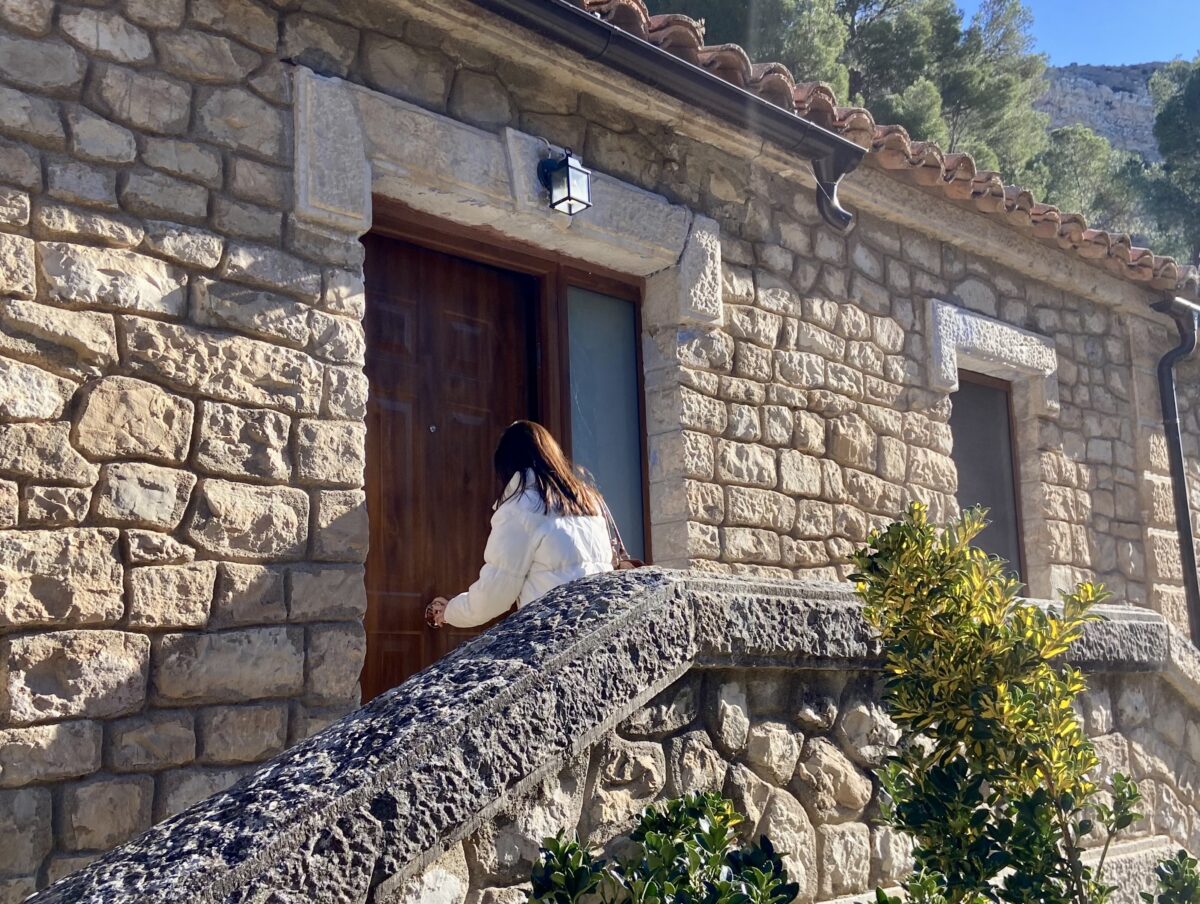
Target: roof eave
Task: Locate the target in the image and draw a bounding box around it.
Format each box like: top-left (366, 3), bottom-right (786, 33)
top-left (470, 0), bottom-right (865, 233)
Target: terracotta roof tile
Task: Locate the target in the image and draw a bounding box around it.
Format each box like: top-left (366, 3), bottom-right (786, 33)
top-left (578, 0), bottom-right (1197, 301)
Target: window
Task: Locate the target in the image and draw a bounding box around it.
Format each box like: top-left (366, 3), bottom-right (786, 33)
top-left (949, 371), bottom-right (1025, 579)
top-left (567, 286), bottom-right (646, 560)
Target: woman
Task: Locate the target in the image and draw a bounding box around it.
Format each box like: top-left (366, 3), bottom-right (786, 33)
top-left (425, 421), bottom-right (614, 629)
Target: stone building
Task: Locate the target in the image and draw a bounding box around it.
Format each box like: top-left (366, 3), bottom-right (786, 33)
top-left (0, 0), bottom-right (1198, 900)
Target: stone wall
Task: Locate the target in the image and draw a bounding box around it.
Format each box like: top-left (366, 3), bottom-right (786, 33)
top-left (1, 0), bottom-right (1198, 896)
top-left (28, 571), bottom-right (1198, 904)
top-left (0, 1), bottom-right (373, 897)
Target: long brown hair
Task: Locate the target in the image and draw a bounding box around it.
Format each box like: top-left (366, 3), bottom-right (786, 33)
top-left (494, 421), bottom-right (600, 517)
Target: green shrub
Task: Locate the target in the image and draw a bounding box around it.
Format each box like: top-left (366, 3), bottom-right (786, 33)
top-left (1143, 851), bottom-right (1200, 904)
top-left (528, 791), bottom-right (798, 904)
top-left (853, 503), bottom-right (1148, 904)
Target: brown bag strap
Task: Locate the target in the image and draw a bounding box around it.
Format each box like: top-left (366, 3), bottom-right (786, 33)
top-left (595, 491), bottom-right (644, 569)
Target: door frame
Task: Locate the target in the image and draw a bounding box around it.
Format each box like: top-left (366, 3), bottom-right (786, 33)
top-left (369, 198), bottom-right (654, 562)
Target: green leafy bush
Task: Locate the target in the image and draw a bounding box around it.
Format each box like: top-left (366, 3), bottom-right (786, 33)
top-left (1143, 851), bottom-right (1200, 904)
top-left (528, 791), bottom-right (798, 904)
top-left (853, 503), bottom-right (1154, 904)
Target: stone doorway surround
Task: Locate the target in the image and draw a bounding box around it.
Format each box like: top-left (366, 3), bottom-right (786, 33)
top-left (927, 298), bottom-right (1063, 598)
top-left (292, 67), bottom-right (723, 569)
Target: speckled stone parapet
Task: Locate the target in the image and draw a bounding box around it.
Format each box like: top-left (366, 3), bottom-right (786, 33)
top-left (31, 570), bottom-right (1173, 904)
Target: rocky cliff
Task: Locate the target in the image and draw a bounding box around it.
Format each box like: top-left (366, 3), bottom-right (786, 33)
top-left (1035, 63), bottom-right (1165, 160)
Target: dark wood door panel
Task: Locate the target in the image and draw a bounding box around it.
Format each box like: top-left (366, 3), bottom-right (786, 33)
top-left (361, 232), bottom-right (537, 701)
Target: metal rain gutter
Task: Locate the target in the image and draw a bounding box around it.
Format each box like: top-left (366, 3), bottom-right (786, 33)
top-left (470, 0), bottom-right (866, 232)
top-left (1153, 296), bottom-right (1200, 645)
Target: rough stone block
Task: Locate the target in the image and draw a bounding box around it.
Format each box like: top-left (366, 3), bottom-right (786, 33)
top-left (72, 376), bottom-right (194, 464)
top-left (121, 317), bottom-right (323, 414)
top-left (322, 269), bottom-right (365, 318)
top-left (21, 485), bottom-right (91, 527)
top-left (322, 365), bottom-right (368, 421)
top-left (312, 489), bottom-right (368, 562)
top-left (818, 823), bottom-right (870, 898)
top-left (105, 710), bottom-right (195, 772)
top-left (715, 440), bottom-right (776, 489)
top-left (791, 736), bottom-right (871, 824)
top-left (60, 9), bottom-right (153, 65)
top-left (0, 355), bottom-right (75, 419)
top-left (281, 13), bottom-right (357, 76)
top-left (92, 63), bottom-right (191, 134)
top-left (186, 479), bottom-right (309, 561)
top-left (305, 622), bottom-right (365, 705)
top-left (584, 737), bottom-right (666, 843)
top-left (295, 420), bottom-right (366, 487)
top-left (745, 720), bottom-right (802, 786)
top-left (0, 33), bottom-right (85, 94)
top-left (33, 203), bottom-right (144, 247)
top-left (58, 775), bottom-right (153, 851)
top-left (191, 278), bottom-right (310, 348)
top-left (758, 789), bottom-right (817, 903)
top-left (43, 854), bottom-right (98, 887)
top-left (194, 400), bottom-right (292, 482)
top-left (0, 234), bottom-right (34, 298)
top-left (219, 242), bottom-right (321, 300)
top-left (228, 157), bottom-right (287, 207)
top-left (94, 462), bottom-right (196, 530)
top-left (143, 220), bottom-right (223, 269)
top-left (153, 627), bottom-right (305, 703)
top-left (157, 30), bottom-right (260, 83)
top-left (0, 187), bottom-right (29, 226)
top-left (308, 311), bottom-right (366, 366)
top-left (212, 197), bottom-right (281, 242)
top-left (0, 721), bottom-right (101, 787)
top-left (0, 528), bottom-right (123, 630)
top-left (0, 0), bottom-right (53, 35)
top-left (66, 107), bottom-right (136, 164)
top-left (0, 421), bottom-right (96, 484)
top-left (48, 158), bottom-right (118, 210)
top-left (143, 140), bottom-right (221, 191)
top-left (0, 480), bottom-right (15, 528)
top-left (287, 564), bottom-right (366, 622)
top-left (39, 242), bottom-right (188, 316)
top-left (196, 88), bottom-right (285, 158)
top-left (121, 168), bottom-right (209, 222)
top-left (123, 530), bottom-right (194, 566)
top-left (0, 788), bottom-right (51, 875)
top-left (155, 765), bottom-right (250, 821)
top-left (127, 562), bottom-right (217, 629)
top-left (190, 0), bottom-right (277, 51)
top-left (213, 563), bottom-right (286, 626)
top-left (0, 299), bottom-right (117, 379)
top-left (2, 630), bottom-right (149, 724)
top-left (197, 703), bottom-right (287, 764)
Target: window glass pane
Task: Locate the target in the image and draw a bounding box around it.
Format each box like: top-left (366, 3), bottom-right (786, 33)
top-left (567, 286), bottom-right (645, 560)
top-left (949, 375), bottom-right (1023, 578)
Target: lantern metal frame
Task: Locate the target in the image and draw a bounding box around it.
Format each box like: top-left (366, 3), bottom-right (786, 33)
top-left (537, 147), bottom-right (593, 216)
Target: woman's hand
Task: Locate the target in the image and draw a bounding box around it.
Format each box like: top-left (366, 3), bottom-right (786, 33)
top-left (425, 597), bottom-right (449, 628)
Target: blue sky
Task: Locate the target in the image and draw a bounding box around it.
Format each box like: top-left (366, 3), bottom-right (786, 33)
top-left (956, 0), bottom-right (1200, 66)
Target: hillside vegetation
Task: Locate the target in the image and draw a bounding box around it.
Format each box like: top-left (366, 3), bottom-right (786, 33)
top-left (649, 0), bottom-right (1200, 265)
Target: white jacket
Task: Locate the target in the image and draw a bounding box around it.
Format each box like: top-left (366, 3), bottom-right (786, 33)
top-left (443, 472), bottom-right (614, 628)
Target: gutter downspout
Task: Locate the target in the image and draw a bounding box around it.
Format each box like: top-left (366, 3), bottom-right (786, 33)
top-left (469, 0), bottom-right (866, 233)
top-left (1152, 296), bottom-right (1200, 645)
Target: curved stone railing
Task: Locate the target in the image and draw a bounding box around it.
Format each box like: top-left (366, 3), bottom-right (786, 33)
top-left (31, 570), bottom-right (1181, 903)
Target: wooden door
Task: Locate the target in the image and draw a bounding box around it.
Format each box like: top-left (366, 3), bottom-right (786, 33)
top-left (361, 233), bottom-right (539, 701)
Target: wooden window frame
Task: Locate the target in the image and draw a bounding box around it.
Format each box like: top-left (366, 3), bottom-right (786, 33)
top-left (956, 369), bottom-right (1029, 582)
top-left (370, 199), bottom-right (653, 562)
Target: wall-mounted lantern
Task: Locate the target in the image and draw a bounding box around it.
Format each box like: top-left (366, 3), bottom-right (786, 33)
top-left (537, 147), bottom-right (592, 215)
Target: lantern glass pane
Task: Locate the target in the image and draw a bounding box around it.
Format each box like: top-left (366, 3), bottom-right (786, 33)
top-left (568, 164), bottom-right (591, 205)
top-left (549, 163), bottom-right (569, 206)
